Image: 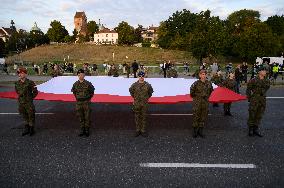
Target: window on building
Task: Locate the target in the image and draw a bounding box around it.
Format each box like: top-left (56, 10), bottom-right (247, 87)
top-left (106, 34), bottom-right (108, 37)
top-left (102, 39), bottom-right (104, 42)
top-left (106, 39), bottom-right (108, 42)
top-left (112, 34), bottom-right (113, 37)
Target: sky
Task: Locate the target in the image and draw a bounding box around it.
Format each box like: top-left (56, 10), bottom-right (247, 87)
top-left (0, 0), bottom-right (283, 34)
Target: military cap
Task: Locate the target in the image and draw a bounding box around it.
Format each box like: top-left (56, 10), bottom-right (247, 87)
top-left (77, 69), bottom-right (85, 75)
top-left (17, 67), bottom-right (27, 74)
top-left (138, 71), bottom-right (145, 77)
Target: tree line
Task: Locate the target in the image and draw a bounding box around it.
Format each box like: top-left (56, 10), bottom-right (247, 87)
top-left (1, 9), bottom-right (284, 62)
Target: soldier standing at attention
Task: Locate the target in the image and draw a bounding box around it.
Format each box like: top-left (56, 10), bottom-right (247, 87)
top-left (129, 71), bottom-right (154, 137)
top-left (190, 70), bottom-right (213, 138)
top-left (15, 67), bottom-right (38, 136)
top-left (71, 69), bottom-right (95, 137)
top-left (222, 72), bottom-right (237, 116)
top-left (246, 68), bottom-right (270, 137)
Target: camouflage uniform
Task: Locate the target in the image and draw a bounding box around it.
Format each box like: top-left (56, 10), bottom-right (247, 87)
top-left (108, 68), bottom-right (119, 77)
top-left (125, 64), bottom-right (131, 78)
top-left (50, 69), bottom-right (62, 77)
top-left (222, 78), bottom-right (237, 114)
top-left (15, 79), bottom-right (38, 130)
top-left (190, 80), bottom-right (213, 128)
top-left (211, 74), bottom-right (223, 86)
top-left (71, 80), bottom-right (95, 130)
top-left (129, 81), bottom-right (153, 133)
top-left (167, 68), bottom-right (178, 78)
top-left (246, 76), bottom-right (270, 129)
top-left (84, 68), bottom-right (91, 76)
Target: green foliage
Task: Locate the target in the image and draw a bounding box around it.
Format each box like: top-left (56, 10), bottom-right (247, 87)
top-left (233, 22), bottom-right (279, 60)
top-left (87, 21), bottom-right (99, 40)
top-left (134, 24), bottom-right (143, 43)
top-left (5, 29), bottom-right (30, 53)
top-left (266, 15), bottom-right (284, 36)
top-left (142, 41), bottom-right (151, 47)
top-left (0, 38), bottom-right (6, 57)
top-left (115, 21), bottom-right (135, 45)
top-left (46, 20), bottom-right (69, 42)
top-left (29, 30), bottom-right (49, 47)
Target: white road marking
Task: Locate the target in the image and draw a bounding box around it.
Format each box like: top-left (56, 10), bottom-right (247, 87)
top-left (0, 113), bottom-right (54, 115)
top-left (266, 97), bottom-right (284, 99)
top-left (140, 163), bottom-right (256, 168)
top-left (150, 114), bottom-right (212, 116)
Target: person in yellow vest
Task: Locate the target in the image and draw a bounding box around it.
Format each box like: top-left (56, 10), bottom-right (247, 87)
top-left (272, 63), bottom-right (279, 83)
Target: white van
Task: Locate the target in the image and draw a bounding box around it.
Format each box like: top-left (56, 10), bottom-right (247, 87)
top-left (256, 57), bottom-right (284, 65)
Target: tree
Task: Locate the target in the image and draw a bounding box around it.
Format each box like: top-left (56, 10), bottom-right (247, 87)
top-left (115, 21), bottom-right (135, 45)
top-left (0, 38), bottom-right (5, 57)
top-left (134, 24), bottom-right (143, 43)
top-left (5, 29), bottom-right (30, 53)
top-left (47, 20), bottom-right (69, 42)
top-left (233, 22), bottom-right (279, 60)
top-left (29, 30), bottom-right (49, 47)
top-left (190, 10), bottom-right (228, 62)
top-left (266, 15), bottom-right (284, 36)
top-left (87, 21), bottom-right (99, 40)
top-left (157, 9), bottom-right (198, 50)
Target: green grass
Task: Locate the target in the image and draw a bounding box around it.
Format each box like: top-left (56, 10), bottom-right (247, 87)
top-left (5, 44), bottom-right (195, 66)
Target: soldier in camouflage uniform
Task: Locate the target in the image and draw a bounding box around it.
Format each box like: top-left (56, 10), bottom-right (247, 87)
top-left (129, 71), bottom-right (154, 137)
top-left (222, 72), bottom-right (237, 116)
top-left (167, 66), bottom-right (178, 78)
top-left (83, 63), bottom-right (91, 76)
top-left (190, 70), bottom-right (213, 138)
top-left (246, 68), bottom-right (270, 137)
top-left (108, 64), bottom-right (119, 77)
top-left (71, 69), bottom-right (95, 137)
top-left (15, 67), bottom-right (38, 136)
top-left (50, 64), bottom-right (62, 77)
top-left (210, 71), bottom-right (223, 107)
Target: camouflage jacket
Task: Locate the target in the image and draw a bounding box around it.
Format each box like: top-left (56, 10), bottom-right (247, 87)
top-left (167, 69), bottom-right (178, 78)
top-left (222, 78), bottom-right (237, 91)
top-left (211, 75), bottom-right (223, 86)
top-left (15, 79), bottom-right (38, 104)
top-left (246, 76), bottom-right (270, 100)
top-left (129, 81), bottom-right (153, 105)
top-left (190, 80), bottom-right (213, 100)
top-left (108, 68), bottom-right (119, 77)
top-left (50, 69), bottom-right (62, 77)
top-left (71, 80), bottom-right (95, 101)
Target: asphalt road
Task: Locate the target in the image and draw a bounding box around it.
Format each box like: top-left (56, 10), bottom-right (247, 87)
top-left (0, 85), bottom-right (283, 187)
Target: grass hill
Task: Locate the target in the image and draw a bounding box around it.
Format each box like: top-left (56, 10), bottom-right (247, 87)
top-left (6, 44), bottom-right (195, 65)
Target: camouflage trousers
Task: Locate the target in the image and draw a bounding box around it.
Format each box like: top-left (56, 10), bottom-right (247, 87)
top-left (76, 101), bottom-right (91, 128)
top-left (192, 99), bottom-right (209, 128)
top-left (133, 104), bottom-right (148, 132)
top-left (224, 103), bottom-right (232, 112)
top-left (18, 102), bottom-right (35, 127)
top-left (248, 97), bottom-right (266, 127)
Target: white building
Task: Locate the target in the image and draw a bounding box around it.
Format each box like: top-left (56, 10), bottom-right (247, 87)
top-left (94, 28), bottom-right (118, 45)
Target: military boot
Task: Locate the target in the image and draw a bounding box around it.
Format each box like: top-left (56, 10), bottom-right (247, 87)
top-left (248, 127), bottom-right (254, 137)
top-left (22, 124), bottom-right (30, 136)
top-left (253, 127), bottom-right (263, 137)
top-left (198, 127), bottom-right (205, 138)
top-left (85, 128), bottom-right (90, 137)
top-left (192, 127), bottom-right (198, 138)
top-left (78, 127), bottom-right (85, 137)
top-left (29, 126), bottom-right (35, 136)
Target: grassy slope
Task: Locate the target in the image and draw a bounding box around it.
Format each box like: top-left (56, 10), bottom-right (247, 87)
top-left (6, 44), bottom-right (195, 65)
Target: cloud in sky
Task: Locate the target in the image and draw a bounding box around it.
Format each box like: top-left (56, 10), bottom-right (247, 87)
top-left (0, 0), bottom-right (283, 34)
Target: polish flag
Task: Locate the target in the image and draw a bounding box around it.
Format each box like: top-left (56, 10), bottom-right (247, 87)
top-left (0, 76), bottom-right (246, 104)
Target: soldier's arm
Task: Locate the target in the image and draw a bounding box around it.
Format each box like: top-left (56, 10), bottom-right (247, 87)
top-left (31, 81), bottom-right (38, 98)
top-left (129, 83), bottom-right (135, 97)
top-left (190, 83), bottom-right (196, 97)
top-left (15, 82), bottom-right (19, 94)
top-left (71, 83), bottom-right (76, 94)
top-left (89, 83), bottom-right (95, 96)
top-left (246, 80), bottom-right (253, 100)
top-left (148, 84), bottom-right (154, 98)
